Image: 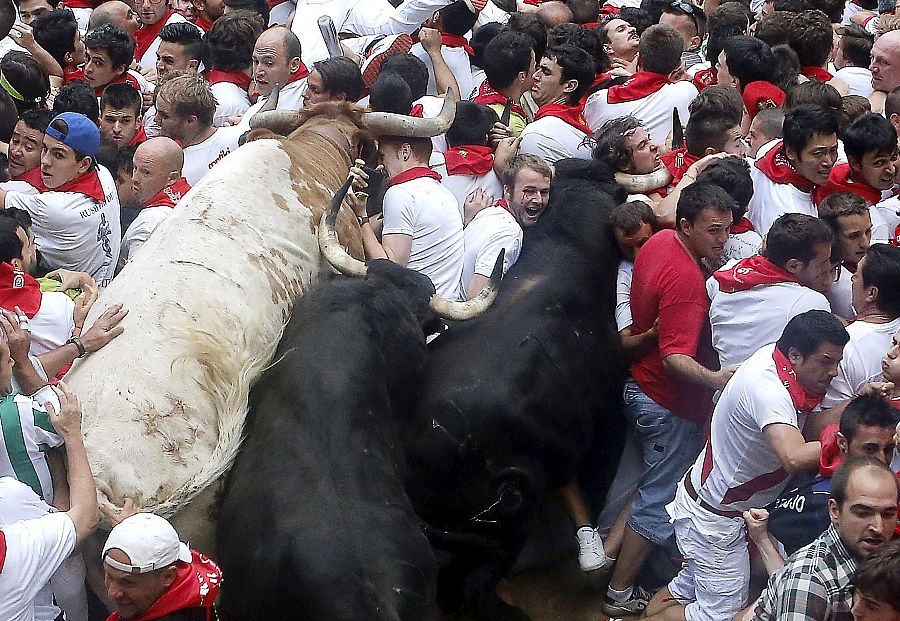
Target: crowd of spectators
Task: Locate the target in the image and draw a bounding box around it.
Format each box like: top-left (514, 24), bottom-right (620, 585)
top-left (3, 0), bottom-right (900, 617)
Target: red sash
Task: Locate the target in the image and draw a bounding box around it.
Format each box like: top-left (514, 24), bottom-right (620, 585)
top-left (440, 33), bottom-right (474, 56)
top-left (660, 147), bottom-right (699, 187)
top-left (755, 141), bottom-right (814, 193)
top-left (134, 10), bottom-right (175, 61)
top-left (773, 346), bottom-right (826, 414)
top-left (692, 67), bottom-right (717, 91)
top-left (713, 255), bottom-right (798, 293)
top-left (95, 72), bottom-right (141, 97)
top-left (409, 104), bottom-right (424, 117)
top-left (386, 166), bottom-right (442, 188)
top-left (208, 69), bottom-right (252, 92)
top-left (801, 66), bottom-right (833, 82)
top-left (0, 262), bottom-right (42, 318)
top-left (141, 177), bottom-right (191, 209)
top-left (128, 126), bottom-right (148, 147)
top-left (606, 71), bottom-right (670, 104)
top-left (53, 169), bottom-right (106, 202)
top-left (12, 167), bottom-right (47, 192)
top-left (533, 102), bottom-right (592, 134)
top-left (812, 163), bottom-right (882, 206)
top-left (473, 81), bottom-right (526, 120)
top-left (444, 145), bottom-right (494, 176)
top-left (730, 217), bottom-right (754, 234)
top-left (195, 16), bottom-right (213, 31)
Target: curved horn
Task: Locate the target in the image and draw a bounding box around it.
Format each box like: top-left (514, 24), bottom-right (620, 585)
top-left (249, 110), bottom-right (303, 135)
top-left (429, 249), bottom-right (503, 321)
top-left (318, 177), bottom-right (368, 277)
top-left (614, 166), bottom-right (673, 194)
top-left (256, 83), bottom-right (283, 115)
top-left (362, 88), bottom-right (457, 138)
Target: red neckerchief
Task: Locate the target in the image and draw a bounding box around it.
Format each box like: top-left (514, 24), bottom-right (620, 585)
top-left (533, 102), bottom-right (592, 134)
top-left (106, 551), bottom-right (221, 621)
top-left (95, 72), bottom-right (141, 97)
top-left (409, 104), bottom-right (424, 117)
top-left (773, 346), bottom-right (826, 414)
top-left (473, 81), bottom-right (526, 119)
top-left (386, 166), bottom-right (442, 188)
top-left (843, 260), bottom-right (858, 274)
top-left (440, 33), bottom-right (474, 57)
top-left (194, 16), bottom-right (213, 31)
top-left (207, 69), bottom-right (252, 92)
top-left (692, 67), bottom-right (717, 91)
top-left (818, 423), bottom-right (843, 477)
top-left (288, 63), bottom-right (310, 83)
top-left (497, 198), bottom-right (512, 214)
top-left (606, 71), bottom-right (670, 104)
top-left (660, 147), bottom-right (699, 187)
top-left (755, 141), bottom-right (814, 193)
top-left (53, 169), bottom-right (106, 202)
top-left (63, 67), bottom-right (84, 85)
top-left (444, 144), bottom-right (494, 176)
top-left (134, 9), bottom-right (175, 61)
top-left (12, 166), bottom-right (47, 192)
top-left (0, 262), bottom-right (42, 318)
top-left (730, 217), bottom-right (754, 234)
top-left (141, 177), bottom-right (191, 209)
top-left (598, 4), bottom-right (620, 16)
top-left (267, 0), bottom-right (287, 8)
top-left (62, 0), bottom-right (96, 8)
top-left (812, 162), bottom-right (882, 206)
top-left (801, 66), bottom-right (833, 82)
top-left (713, 255), bottom-right (799, 293)
top-left (128, 125), bottom-right (148, 147)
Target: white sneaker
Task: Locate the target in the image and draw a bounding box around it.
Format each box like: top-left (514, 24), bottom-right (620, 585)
top-left (576, 526), bottom-right (607, 572)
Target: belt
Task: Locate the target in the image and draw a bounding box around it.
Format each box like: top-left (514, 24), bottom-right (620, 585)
top-left (684, 469), bottom-right (742, 519)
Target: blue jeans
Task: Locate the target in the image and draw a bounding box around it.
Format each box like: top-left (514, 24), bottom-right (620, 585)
top-left (623, 382), bottom-right (705, 545)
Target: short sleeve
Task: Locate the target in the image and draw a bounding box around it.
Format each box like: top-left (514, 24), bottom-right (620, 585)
top-left (747, 381), bottom-right (798, 431)
top-left (382, 188), bottom-right (418, 236)
top-left (0, 514), bottom-right (76, 611)
top-left (4, 191), bottom-right (44, 220)
top-left (473, 225), bottom-right (521, 278)
top-left (29, 390), bottom-right (63, 450)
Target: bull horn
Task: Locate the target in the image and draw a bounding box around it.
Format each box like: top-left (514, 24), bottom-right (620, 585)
top-left (318, 176), bottom-right (368, 277)
top-left (614, 166), bottom-right (673, 194)
top-left (249, 110), bottom-right (302, 134)
top-left (256, 83), bottom-right (283, 114)
top-left (362, 88), bottom-right (457, 138)
top-left (428, 249), bottom-right (503, 321)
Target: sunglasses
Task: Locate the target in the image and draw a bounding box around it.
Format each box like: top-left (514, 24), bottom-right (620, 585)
top-left (669, 1), bottom-right (700, 30)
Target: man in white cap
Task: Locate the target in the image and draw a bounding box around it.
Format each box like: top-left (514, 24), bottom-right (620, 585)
top-left (102, 512), bottom-right (222, 621)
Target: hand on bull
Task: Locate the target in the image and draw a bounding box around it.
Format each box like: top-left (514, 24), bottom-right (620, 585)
top-left (79, 304), bottom-right (127, 354)
top-left (0, 307), bottom-right (32, 364)
top-left (348, 159), bottom-right (377, 218)
top-left (46, 381), bottom-right (82, 440)
top-left (100, 497), bottom-right (139, 526)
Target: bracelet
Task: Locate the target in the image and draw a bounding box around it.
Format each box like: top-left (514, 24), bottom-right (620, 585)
top-left (357, 215), bottom-right (369, 226)
top-left (65, 335), bottom-right (86, 358)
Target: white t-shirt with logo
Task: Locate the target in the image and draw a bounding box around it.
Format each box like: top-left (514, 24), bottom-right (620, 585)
top-left (182, 127), bottom-right (242, 187)
top-left (821, 317), bottom-right (900, 408)
top-left (461, 205), bottom-right (522, 294)
top-left (4, 166), bottom-right (121, 288)
top-left (429, 151), bottom-right (503, 213)
top-left (707, 261), bottom-right (832, 367)
top-left (688, 343), bottom-right (805, 513)
top-left (584, 80), bottom-right (698, 144)
top-left (722, 229), bottom-right (763, 264)
top-left (382, 176), bottom-right (465, 300)
top-left (518, 116), bottom-right (593, 165)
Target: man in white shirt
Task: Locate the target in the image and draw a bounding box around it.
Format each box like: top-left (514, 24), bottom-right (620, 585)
top-left (818, 192), bottom-right (873, 319)
top-left (519, 44), bottom-right (595, 165)
top-left (0, 382), bottom-right (98, 621)
top-left (155, 73), bottom-right (241, 187)
top-left (641, 311), bottom-right (850, 621)
top-left (834, 24), bottom-right (874, 97)
top-left (0, 113), bottom-right (121, 288)
top-left (747, 104), bottom-right (839, 236)
top-left (206, 12), bottom-right (259, 128)
top-left (708, 213), bottom-right (835, 367)
top-left (585, 24), bottom-right (698, 144)
top-left (132, 0), bottom-right (194, 69)
top-left (410, 0), bottom-right (477, 97)
top-left (821, 244), bottom-right (900, 409)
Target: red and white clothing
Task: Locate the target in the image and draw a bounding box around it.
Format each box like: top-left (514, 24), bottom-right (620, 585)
top-left (585, 72), bottom-right (698, 143)
top-left (707, 256), bottom-right (831, 367)
top-left (0, 263), bottom-right (75, 357)
top-left (1, 168), bottom-right (43, 196)
top-left (813, 163), bottom-right (882, 206)
top-left (411, 35), bottom-right (473, 98)
top-left (747, 142), bottom-right (818, 236)
top-left (822, 317), bottom-right (900, 409)
top-left (472, 81), bottom-right (528, 137)
top-left (661, 147), bottom-right (699, 190)
top-left (122, 178), bottom-right (191, 261)
top-left (429, 145), bottom-right (503, 211)
top-left (827, 264), bottom-right (855, 319)
top-left (208, 69), bottom-right (253, 128)
top-left (133, 10), bottom-right (194, 69)
top-left (4, 166), bottom-right (121, 288)
top-left (461, 204), bottom-right (522, 294)
top-left (518, 103), bottom-right (594, 165)
top-left (182, 127), bottom-right (242, 187)
top-left (871, 196), bottom-right (900, 245)
top-left (234, 67), bottom-right (309, 133)
top-left (382, 167), bottom-right (465, 300)
top-left (722, 218), bottom-right (763, 263)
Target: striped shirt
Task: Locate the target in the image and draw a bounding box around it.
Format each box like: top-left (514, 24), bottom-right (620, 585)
top-left (0, 386), bottom-right (63, 504)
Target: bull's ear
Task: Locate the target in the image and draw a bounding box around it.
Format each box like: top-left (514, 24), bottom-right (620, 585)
top-left (242, 128), bottom-right (279, 144)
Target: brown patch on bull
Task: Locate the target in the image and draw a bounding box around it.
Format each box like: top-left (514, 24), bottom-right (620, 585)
top-left (272, 194), bottom-right (289, 212)
top-left (248, 252), bottom-right (306, 306)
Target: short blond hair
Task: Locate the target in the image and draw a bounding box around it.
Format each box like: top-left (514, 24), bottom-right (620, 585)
top-left (157, 71), bottom-right (217, 128)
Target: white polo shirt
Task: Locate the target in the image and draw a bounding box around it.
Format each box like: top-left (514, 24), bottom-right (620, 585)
top-left (182, 127), bottom-right (242, 187)
top-left (382, 175), bottom-right (465, 300)
top-left (211, 82), bottom-right (252, 128)
top-left (584, 79), bottom-right (697, 144)
top-left (518, 116), bottom-right (593, 165)
top-left (821, 317), bottom-right (900, 409)
top-left (429, 151), bottom-right (503, 213)
top-left (616, 260), bottom-right (634, 332)
top-left (826, 264), bottom-right (855, 319)
top-left (411, 42), bottom-right (473, 99)
top-left (746, 166), bottom-right (817, 236)
top-left (4, 166), bottom-right (121, 288)
top-left (461, 205), bottom-right (522, 293)
top-left (707, 262), bottom-right (832, 367)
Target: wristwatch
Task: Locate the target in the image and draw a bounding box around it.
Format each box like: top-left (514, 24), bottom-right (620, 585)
top-left (65, 335), bottom-right (86, 358)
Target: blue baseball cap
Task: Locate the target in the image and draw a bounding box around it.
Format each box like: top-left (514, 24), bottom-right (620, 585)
top-left (45, 112), bottom-right (100, 158)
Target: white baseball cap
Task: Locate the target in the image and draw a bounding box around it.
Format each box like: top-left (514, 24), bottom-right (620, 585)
top-left (102, 513), bottom-right (192, 574)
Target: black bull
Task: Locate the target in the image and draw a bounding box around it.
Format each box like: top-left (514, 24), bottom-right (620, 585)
top-left (401, 160), bottom-right (630, 620)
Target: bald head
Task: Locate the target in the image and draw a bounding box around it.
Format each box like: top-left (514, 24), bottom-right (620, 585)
top-left (89, 1), bottom-right (139, 35)
top-left (537, 1), bottom-right (573, 28)
top-left (131, 138), bottom-right (184, 205)
top-left (253, 26), bottom-right (302, 97)
top-left (872, 30), bottom-right (900, 92)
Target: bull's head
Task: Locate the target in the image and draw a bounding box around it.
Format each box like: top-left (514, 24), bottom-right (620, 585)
top-left (317, 176), bottom-right (501, 321)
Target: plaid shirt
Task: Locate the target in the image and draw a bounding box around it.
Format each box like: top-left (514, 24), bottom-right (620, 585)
top-left (751, 524), bottom-right (856, 621)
